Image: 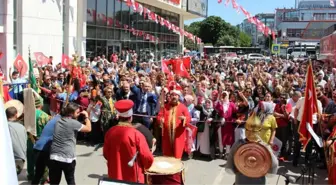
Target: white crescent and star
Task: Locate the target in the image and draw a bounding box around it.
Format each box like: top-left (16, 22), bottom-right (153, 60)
top-left (180, 62), bottom-right (184, 71)
top-left (17, 60), bottom-right (22, 67)
top-left (37, 55), bottom-right (43, 62)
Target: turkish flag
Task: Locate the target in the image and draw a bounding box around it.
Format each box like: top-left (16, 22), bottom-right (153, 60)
top-left (298, 63), bottom-right (319, 150)
top-left (173, 59), bottom-right (190, 79)
top-left (62, 54), bottom-right (71, 69)
top-left (272, 31), bottom-right (276, 40)
top-left (0, 51), bottom-right (3, 60)
top-left (182, 57), bottom-right (191, 70)
top-left (34, 52), bottom-right (49, 66)
top-left (161, 60), bottom-right (171, 74)
top-left (13, 54), bottom-right (28, 78)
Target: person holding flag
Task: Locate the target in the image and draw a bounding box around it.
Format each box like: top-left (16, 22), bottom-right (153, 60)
top-left (294, 62), bottom-right (322, 167)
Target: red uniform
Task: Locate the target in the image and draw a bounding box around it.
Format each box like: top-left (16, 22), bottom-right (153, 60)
top-left (157, 102), bottom-right (191, 159)
top-left (103, 123), bottom-right (154, 183)
top-left (328, 127), bottom-right (336, 185)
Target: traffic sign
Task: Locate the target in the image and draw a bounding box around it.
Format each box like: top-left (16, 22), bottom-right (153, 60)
top-left (272, 44), bottom-right (280, 54)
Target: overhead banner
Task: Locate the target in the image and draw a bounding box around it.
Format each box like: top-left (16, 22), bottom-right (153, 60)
top-left (187, 0), bottom-right (208, 18)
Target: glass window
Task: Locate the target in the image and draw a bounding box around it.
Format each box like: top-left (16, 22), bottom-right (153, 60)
top-left (115, 29), bottom-right (121, 40)
top-left (97, 0), bottom-right (107, 26)
top-left (107, 29), bottom-right (114, 40)
top-left (121, 29), bottom-right (130, 41)
top-left (87, 0), bottom-right (96, 24)
top-left (107, 0), bottom-right (115, 27)
top-left (121, 2), bottom-right (130, 26)
top-left (115, 0), bottom-right (122, 28)
top-left (130, 5), bottom-right (137, 29)
top-left (86, 40), bottom-right (96, 58)
top-left (97, 27), bottom-right (107, 39)
top-left (96, 40), bottom-right (107, 56)
top-left (87, 26), bottom-right (96, 38)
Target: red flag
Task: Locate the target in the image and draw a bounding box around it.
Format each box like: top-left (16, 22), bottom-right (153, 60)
top-left (272, 31), bottom-right (276, 40)
top-left (0, 51), bottom-right (3, 60)
top-left (174, 59), bottom-right (190, 79)
top-left (34, 52), bottom-right (49, 66)
top-left (13, 54), bottom-right (28, 78)
top-left (161, 60), bottom-right (171, 74)
top-left (62, 54), bottom-right (71, 68)
top-left (182, 57), bottom-right (191, 70)
top-left (298, 63), bottom-right (319, 150)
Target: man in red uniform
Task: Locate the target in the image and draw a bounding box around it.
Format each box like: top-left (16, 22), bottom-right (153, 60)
top-left (157, 82), bottom-right (191, 159)
top-left (103, 100), bottom-right (154, 183)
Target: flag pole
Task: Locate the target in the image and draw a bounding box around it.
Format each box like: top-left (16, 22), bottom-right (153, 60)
top-left (64, 53), bottom-right (78, 107)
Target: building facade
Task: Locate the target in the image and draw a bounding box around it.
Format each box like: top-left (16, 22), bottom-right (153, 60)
top-left (275, 0), bottom-right (336, 48)
top-left (0, 0), bottom-right (205, 78)
top-left (239, 13), bottom-right (275, 48)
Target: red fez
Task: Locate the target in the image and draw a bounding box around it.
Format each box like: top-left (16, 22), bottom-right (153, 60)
top-left (115, 100), bottom-right (134, 118)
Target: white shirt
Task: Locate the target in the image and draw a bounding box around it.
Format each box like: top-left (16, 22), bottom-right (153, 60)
top-left (287, 98), bottom-right (298, 119)
top-left (295, 97), bottom-right (322, 124)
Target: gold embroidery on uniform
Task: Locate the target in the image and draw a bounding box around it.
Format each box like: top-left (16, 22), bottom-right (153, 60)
top-left (117, 122), bottom-right (133, 127)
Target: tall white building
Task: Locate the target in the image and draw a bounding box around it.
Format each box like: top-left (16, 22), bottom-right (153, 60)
top-left (0, 0), bottom-right (206, 78)
top-left (275, 0), bottom-right (336, 47)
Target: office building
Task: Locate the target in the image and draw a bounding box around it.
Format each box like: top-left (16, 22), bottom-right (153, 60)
top-left (0, 0), bottom-right (206, 78)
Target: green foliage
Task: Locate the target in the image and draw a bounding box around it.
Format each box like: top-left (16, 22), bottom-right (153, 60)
top-left (239, 32), bottom-right (252, 47)
top-left (184, 16), bottom-right (252, 49)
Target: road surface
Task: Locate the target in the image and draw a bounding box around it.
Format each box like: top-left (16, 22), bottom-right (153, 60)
top-left (18, 144), bottom-right (328, 185)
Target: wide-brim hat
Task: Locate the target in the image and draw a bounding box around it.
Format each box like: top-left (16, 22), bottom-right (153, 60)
top-left (5, 100), bottom-right (24, 117)
top-left (115, 100), bottom-right (134, 118)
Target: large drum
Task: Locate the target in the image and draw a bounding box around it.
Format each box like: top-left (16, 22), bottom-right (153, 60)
top-left (146, 157), bottom-right (185, 185)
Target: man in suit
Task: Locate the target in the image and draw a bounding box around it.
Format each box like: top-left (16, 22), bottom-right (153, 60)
top-left (135, 82), bottom-right (157, 128)
top-left (115, 81), bottom-right (141, 111)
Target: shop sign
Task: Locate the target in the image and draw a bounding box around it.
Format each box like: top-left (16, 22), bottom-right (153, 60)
top-left (187, 0), bottom-right (208, 18)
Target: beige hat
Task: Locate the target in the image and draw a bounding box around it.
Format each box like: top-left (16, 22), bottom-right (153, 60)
top-left (5, 100), bottom-right (24, 117)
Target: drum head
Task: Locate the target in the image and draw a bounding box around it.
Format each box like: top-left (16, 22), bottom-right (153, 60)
top-left (5, 100), bottom-right (24, 118)
top-left (233, 142), bottom-right (272, 178)
top-left (146, 157), bottom-right (184, 175)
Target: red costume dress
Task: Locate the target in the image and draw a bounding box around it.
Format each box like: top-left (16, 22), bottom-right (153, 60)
top-left (157, 102), bottom-right (191, 159)
top-left (103, 123), bottom-right (154, 184)
top-left (328, 126), bottom-right (336, 185)
top-left (156, 102), bottom-right (190, 184)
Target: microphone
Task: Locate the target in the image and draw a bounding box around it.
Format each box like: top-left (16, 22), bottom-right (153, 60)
top-left (128, 151), bottom-right (139, 167)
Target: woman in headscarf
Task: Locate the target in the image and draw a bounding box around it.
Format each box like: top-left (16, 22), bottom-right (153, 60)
top-left (195, 99), bottom-right (214, 159)
top-left (255, 101), bottom-right (277, 145)
top-left (184, 95), bottom-right (200, 158)
top-left (215, 91), bottom-right (237, 159)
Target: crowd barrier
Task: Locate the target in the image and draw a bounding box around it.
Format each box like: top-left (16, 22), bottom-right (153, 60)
top-left (1, 82), bottom-right (236, 123)
top-left (2, 82), bottom-right (29, 101)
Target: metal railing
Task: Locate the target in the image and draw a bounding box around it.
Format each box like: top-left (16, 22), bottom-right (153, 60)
top-left (2, 82), bottom-right (29, 101)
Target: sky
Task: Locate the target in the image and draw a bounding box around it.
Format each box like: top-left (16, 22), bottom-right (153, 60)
top-left (185, 0), bottom-right (296, 26)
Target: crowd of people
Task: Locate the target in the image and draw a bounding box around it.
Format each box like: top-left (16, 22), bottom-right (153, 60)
top-left (3, 50), bottom-right (336, 185)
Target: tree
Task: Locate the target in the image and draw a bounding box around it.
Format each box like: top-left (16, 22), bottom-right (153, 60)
top-left (199, 16), bottom-right (226, 46)
top-left (217, 35), bottom-right (236, 46)
top-left (185, 22), bottom-right (201, 36)
top-left (184, 16), bottom-right (252, 48)
top-left (239, 32), bottom-right (252, 47)
top-left (184, 38), bottom-right (197, 50)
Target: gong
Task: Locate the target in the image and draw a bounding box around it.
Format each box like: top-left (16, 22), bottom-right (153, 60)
top-left (233, 142), bottom-right (272, 178)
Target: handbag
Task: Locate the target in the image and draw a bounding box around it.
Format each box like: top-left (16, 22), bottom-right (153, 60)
top-left (196, 122), bottom-right (205, 132)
